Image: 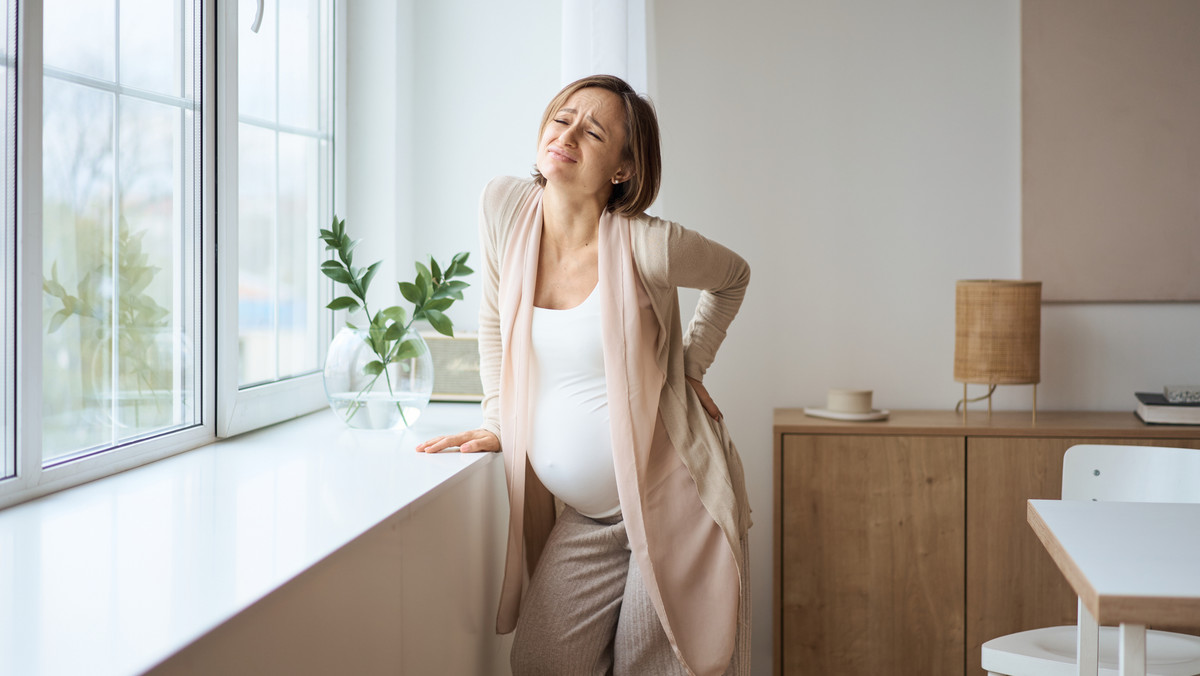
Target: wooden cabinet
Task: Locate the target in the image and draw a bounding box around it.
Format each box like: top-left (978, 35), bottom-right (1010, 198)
top-left (773, 410), bottom-right (1200, 676)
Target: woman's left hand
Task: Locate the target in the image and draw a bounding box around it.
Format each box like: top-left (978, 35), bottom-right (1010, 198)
top-left (686, 376), bottom-right (723, 421)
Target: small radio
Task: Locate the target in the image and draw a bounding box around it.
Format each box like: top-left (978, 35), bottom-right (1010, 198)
top-left (422, 333), bottom-right (484, 402)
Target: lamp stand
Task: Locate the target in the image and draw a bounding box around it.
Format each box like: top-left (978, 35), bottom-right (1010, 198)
top-left (960, 382), bottom-right (1038, 424)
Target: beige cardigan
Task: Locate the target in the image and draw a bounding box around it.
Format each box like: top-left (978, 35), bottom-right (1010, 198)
top-left (477, 176), bottom-right (752, 676)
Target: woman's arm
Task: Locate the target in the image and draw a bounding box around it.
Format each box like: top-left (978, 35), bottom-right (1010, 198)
top-left (662, 221), bottom-right (751, 383)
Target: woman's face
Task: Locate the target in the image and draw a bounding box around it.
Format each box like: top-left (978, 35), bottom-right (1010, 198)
top-left (536, 87), bottom-right (631, 196)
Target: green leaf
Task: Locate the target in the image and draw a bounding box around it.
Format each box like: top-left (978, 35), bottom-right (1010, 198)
top-left (398, 281), bottom-right (420, 304)
top-left (381, 305), bottom-right (407, 324)
top-left (424, 308), bottom-right (453, 337)
top-left (361, 261), bottom-right (381, 294)
top-left (432, 279), bottom-right (468, 301)
top-left (452, 251), bottom-right (469, 267)
top-left (43, 276), bottom-right (67, 298)
top-left (452, 263), bottom-right (474, 277)
top-left (332, 216), bottom-right (344, 239)
top-left (127, 269), bottom-right (153, 296)
top-left (47, 309), bottom-right (71, 333)
top-left (430, 257), bottom-right (442, 282)
top-left (345, 321), bottom-right (358, 330)
top-left (362, 360), bottom-right (385, 376)
top-left (326, 296), bottom-right (360, 312)
top-left (416, 273), bottom-right (431, 304)
top-left (415, 260), bottom-right (432, 288)
top-left (368, 324), bottom-right (388, 355)
top-left (320, 260), bottom-right (352, 284)
top-left (424, 297), bottom-right (453, 312)
top-left (394, 337), bottom-right (425, 361)
top-left (384, 322), bottom-right (406, 341)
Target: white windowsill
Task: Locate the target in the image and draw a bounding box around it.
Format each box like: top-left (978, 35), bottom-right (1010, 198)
top-left (0, 402), bottom-right (490, 676)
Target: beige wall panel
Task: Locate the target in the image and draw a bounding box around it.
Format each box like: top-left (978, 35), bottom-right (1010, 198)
top-left (1022, 0), bottom-right (1200, 301)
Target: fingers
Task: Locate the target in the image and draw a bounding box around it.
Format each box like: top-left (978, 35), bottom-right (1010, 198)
top-left (415, 430), bottom-right (500, 454)
top-left (686, 377), bottom-right (723, 421)
top-left (462, 431), bottom-right (500, 454)
top-left (416, 433), bottom-right (467, 453)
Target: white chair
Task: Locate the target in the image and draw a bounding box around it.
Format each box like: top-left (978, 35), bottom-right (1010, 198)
top-left (981, 444), bottom-right (1200, 676)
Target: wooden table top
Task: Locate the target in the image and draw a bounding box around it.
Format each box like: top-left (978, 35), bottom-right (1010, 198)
top-left (774, 409), bottom-right (1200, 439)
top-left (1027, 499), bottom-right (1200, 627)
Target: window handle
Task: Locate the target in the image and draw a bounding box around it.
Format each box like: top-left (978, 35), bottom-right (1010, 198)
top-left (251, 0), bottom-right (264, 33)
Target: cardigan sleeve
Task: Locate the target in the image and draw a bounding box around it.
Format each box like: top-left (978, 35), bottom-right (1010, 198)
top-left (477, 179), bottom-right (505, 441)
top-left (660, 220), bottom-right (751, 382)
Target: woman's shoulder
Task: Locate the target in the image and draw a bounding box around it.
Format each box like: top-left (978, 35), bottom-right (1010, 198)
top-left (481, 175), bottom-right (538, 213)
top-left (628, 212), bottom-right (683, 254)
top-left (479, 176), bottom-right (539, 248)
top-left (627, 212), bottom-right (681, 286)
top-left (627, 212), bottom-right (749, 289)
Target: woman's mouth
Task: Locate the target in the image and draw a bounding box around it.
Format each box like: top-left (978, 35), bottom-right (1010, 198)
top-left (548, 146), bottom-right (576, 163)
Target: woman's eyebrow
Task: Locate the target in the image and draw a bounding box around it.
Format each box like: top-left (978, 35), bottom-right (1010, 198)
top-left (559, 107), bottom-right (607, 135)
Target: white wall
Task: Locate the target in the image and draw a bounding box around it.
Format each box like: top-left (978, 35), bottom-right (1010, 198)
top-left (649, 1), bottom-right (1200, 674)
top-left (409, 0), bottom-right (561, 331)
top-left (345, 0), bottom-right (408, 314)
top-left (347, 0), bottom-right (560, 327)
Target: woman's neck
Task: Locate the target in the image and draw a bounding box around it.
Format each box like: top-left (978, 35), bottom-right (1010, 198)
top-left (541, 182), bottom-right (609, 250)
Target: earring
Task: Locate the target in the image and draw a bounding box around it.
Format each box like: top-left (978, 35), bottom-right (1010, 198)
top-left (612, 177), bottom-right (620, 184)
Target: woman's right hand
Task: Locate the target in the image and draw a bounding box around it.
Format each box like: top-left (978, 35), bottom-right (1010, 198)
top-left (415, 429), bottom-right (500, 454)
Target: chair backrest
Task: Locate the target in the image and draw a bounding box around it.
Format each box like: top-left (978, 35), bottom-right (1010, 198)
top-left (1062, 444), bottom-right (1200, 503)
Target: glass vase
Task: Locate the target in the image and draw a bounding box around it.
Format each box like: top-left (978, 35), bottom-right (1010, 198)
top-left (322, 326), bottom-right (434, 430)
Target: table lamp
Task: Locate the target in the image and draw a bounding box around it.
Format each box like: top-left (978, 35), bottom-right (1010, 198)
top-left (954, 280), bottom-right (1042, 421)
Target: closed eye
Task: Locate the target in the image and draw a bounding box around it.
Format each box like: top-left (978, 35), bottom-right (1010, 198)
top-left (587, 131), bottom-right (601, 140)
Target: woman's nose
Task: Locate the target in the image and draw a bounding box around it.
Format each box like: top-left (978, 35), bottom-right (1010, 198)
top-left (559, 124), bottom-right (579, 146)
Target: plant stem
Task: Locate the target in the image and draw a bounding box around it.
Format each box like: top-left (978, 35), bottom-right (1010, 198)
top-left (340, 300), bottom-right (414, 428)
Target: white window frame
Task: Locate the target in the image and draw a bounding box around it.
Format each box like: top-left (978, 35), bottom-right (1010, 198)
top-left (2, 0), bottom-right (16, 482)
top-left (0, 0), bottom-right (216, 510)
top-left (0, 0), bottom-right (346, 509)
top-left (215, 0), bottom-right (346, 438)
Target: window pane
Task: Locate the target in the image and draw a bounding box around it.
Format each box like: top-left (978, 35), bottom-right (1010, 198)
top-left (278, 0), bottom-right (318, 130)
top-left (1, 0), bottom-right (13, 480)
top-left (44, 0), bottom-right (116, 82)
top-left (277, 133), bottom-right (320, 377)
top-left (42, 0), bottom-right (201, 465)
top-left (237, 0), bottom-right (332, 388)
top-left (237, 123), bottom-right (276, 386)
top-left (238, 0), bottom-right (275, 122)
top-left (119, 0), bottom-right (178, 95)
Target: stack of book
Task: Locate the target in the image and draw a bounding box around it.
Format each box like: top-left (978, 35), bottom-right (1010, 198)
top-left (1135, 386), bottom-right (1200, 425)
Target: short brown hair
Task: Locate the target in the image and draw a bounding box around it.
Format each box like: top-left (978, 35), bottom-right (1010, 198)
top-left (531, 75), bottom-right (662, 217)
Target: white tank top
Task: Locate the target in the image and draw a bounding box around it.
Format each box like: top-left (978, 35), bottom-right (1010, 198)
top-left (528, 286), bottom-right (621, 519)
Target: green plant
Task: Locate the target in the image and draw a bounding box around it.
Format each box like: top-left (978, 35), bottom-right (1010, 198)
top-left (318, 215), bottom-right (472, 424)
top-left (43, 217), bottom-right (172, 424)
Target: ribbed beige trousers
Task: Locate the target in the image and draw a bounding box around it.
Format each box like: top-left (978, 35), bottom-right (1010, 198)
top-left (510, 507), bottom-right (751, 676)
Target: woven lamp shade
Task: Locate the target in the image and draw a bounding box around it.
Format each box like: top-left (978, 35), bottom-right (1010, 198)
top-left (954, 280), bottom-right (1042, 385)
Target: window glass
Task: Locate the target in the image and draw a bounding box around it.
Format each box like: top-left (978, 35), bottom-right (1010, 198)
top-left (41, 0), bottom-right (201, 465)
top-left (237, 0), bottom-right (331, 386)
top-left (119, 0), bottom-right (177, 96)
